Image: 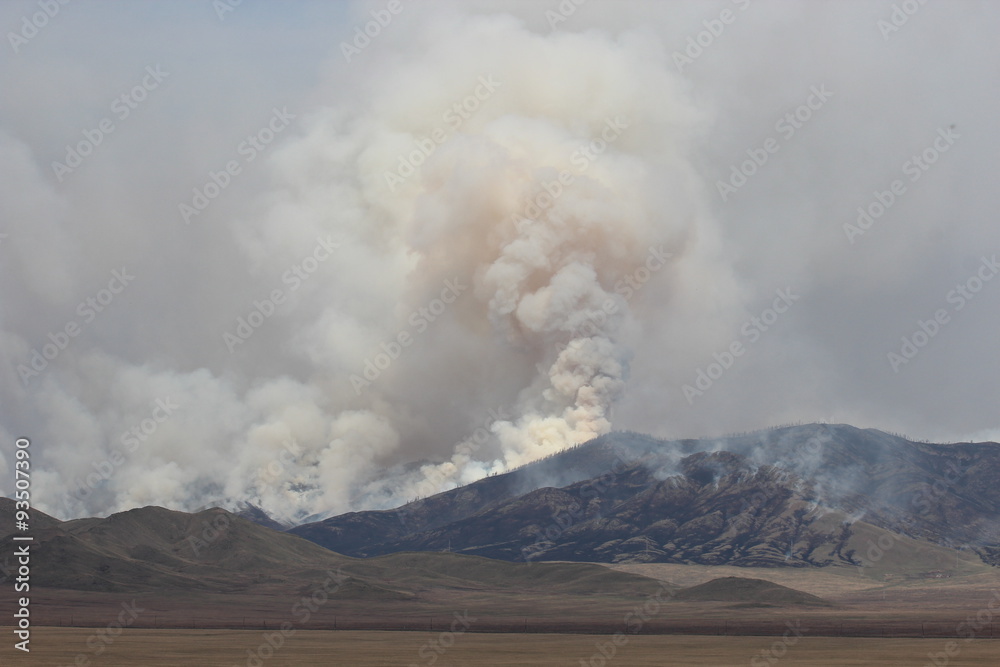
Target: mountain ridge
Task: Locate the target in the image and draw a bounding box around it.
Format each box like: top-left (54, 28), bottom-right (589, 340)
top-left (288, 424), bottom-right (1000, 569)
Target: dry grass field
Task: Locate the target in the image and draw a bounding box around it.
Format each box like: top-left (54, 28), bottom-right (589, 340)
top-left (607, 562), bottom-right (1000, 626)
top-left (5, 564), bottom-right (999, 639)
top-left (1, 628), bottom-right (998, 666)
top-left (4, 556), bottom-right (997, 664)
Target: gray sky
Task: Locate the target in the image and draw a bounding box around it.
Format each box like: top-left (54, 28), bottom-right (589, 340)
top-left (1, 0), bottom-right (998, 522)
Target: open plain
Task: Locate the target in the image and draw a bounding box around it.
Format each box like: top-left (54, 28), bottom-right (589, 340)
top-left (1, 628), bottom-right (999, 666)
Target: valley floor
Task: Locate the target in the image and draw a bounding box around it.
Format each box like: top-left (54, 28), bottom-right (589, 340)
top-left (1, 628), bottom-right (998, 666)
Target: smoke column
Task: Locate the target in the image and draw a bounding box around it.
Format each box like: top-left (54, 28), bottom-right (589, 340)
top-left (308, 14), bottom-right (734, 508)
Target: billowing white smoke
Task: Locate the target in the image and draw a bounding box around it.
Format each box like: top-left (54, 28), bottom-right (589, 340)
top-left (323, 14), bottom-right (719, 502)
top-left (2, 11), bottom-right (735, 522)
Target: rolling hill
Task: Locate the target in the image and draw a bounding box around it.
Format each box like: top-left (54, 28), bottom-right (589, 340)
top-left (672, 576), bottom-right (830, 606)
top-left (0, 500), bottom-right (663, 600)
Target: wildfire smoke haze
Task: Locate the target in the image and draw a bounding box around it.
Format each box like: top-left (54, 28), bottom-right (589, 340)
top-left (1, 1), bottom-right (997, 524)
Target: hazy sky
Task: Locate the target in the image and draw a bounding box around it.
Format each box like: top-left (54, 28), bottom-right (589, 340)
top-left (2, 0), bottom-right (998, 522)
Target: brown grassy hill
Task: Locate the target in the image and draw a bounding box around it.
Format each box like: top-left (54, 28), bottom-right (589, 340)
top-left (0, 502), bottom-right (666, 602)
top-left (0, 505), bottom-right (359, 593)
top-left (674, 576), bottom-right (831, 606)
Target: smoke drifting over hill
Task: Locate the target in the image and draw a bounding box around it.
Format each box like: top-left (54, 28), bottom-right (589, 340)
top-left (1, 1), bottom-right (998, 522)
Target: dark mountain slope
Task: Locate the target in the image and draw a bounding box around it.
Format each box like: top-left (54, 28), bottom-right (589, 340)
top-left (291, 424), bottom-right (1000, 567)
